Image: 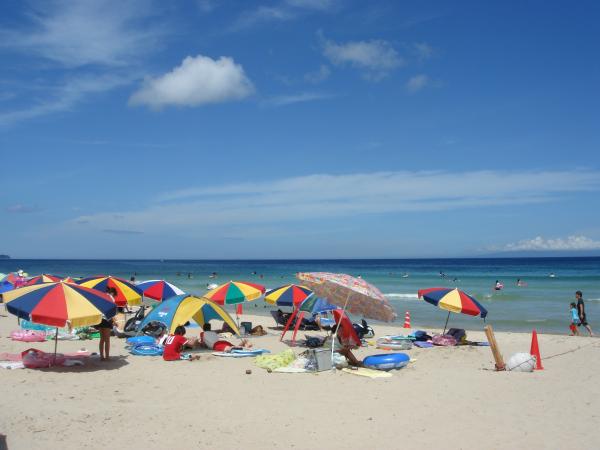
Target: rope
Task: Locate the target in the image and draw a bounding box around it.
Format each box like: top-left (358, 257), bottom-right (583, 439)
top-left (543, 340), bottom-right (599, 361)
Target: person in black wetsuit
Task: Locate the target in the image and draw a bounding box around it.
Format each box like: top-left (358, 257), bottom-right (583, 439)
top-left (575, 291), bottom-right (593, 336)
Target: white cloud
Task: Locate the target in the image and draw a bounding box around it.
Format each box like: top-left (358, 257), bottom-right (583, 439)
top-left (0, 0), bottom-right (162, 67)
top-left (285, 0), bottom-right (337, 10)
top-left (321, 36), bottom-right (403, 80)
top-left (261, 92), bottom-right (334, 107)
top-left (304, 65), bottom-right (331, 83)
top-left (499, 235), bottom-right (600, 252)
top-left (406, 74), bottom-right (429, 93)
top-left (70, 169), bottom-right (600, 235)
top-left (413, 42), bottom-right (433, 60)
top-left (230, 6), bottom-right (295, 30)
top-left (0, 75), bottom-right (134, 126)
top-left (129, 55), bottom-right (254, 109)
top-left (231, 0), bottom-right (337, 30)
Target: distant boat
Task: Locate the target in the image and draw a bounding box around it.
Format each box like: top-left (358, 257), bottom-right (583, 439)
top-left (549, 273), bottom-right (556, 278)
top-left (401, 273), bottom-right (409, 278)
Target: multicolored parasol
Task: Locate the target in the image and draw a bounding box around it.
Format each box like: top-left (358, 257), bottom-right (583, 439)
top-left (23, 274), bottom-right (64, 286)
top-left (264, 284), bottom-right (312, 308)
top-left (136, 279), bottom-right (185, 302)
top-left (203, 281), bottom-right (265, 305)
top-left (3, 281), bottom-right (117, 328)
top-left (77, 275), bottom-right (143, 307)
top-left (418, 287), bottom-right (488, 333)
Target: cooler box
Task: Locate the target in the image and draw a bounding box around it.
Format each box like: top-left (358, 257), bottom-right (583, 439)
top-left (308, 348), bottom-right (332, 372)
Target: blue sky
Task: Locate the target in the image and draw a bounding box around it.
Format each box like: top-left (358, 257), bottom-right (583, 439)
top-left (1, 0), bottom-right (599, 259)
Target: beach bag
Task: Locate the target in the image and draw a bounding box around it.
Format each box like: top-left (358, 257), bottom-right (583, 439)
top-left (432, 334), bottom-right (457, 346)
top-left (447, 328), bottom-right (466, 343)
top-left (412, 330), bottom-right (432, 342)
top-left (305, 336), bottom-right (325, 348)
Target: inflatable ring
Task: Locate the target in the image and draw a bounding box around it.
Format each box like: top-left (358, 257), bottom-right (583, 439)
top-left (130, 343), bottom-right (163, 356)
top-left (126, 335), bottom-right (156, 346)
top-left (363, 353), bottom-right (410, 371)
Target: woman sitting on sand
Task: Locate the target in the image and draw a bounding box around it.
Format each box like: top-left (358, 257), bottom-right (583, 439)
top-left (200, 323), bottom-right (252, 353)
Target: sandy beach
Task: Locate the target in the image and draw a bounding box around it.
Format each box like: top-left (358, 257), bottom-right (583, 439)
top-left (1, 311), bottom-right (598, 450)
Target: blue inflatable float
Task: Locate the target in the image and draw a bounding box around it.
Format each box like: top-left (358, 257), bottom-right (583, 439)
top-left (126, 335), bottom-right (155, 346)
top-left (363, 352), bottom-right (410, 371)
top-left (130, 343), bottom-right (163, 356)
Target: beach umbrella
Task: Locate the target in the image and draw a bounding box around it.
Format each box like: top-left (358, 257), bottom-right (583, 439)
top-left (281, 295), bottom-right (339, 343)
top-left (136, 294), bottom-right (239, 335)
top-left (2, 281), bottom-right (117, 363)
top-left (2, 272), bottom-right (27, 289)
top-left (204, 281), bottom-right (265, 324)
top-left (296, 272), bottom-right (396, 322)
top-left (296, 272), bottom-right (396, 367)
top-left (136, 279), bottom-right (185, 302)
top-left (418, 287), bottom-right (488, 334)
top-left (264, 284), bottom-right (312, 308)
top-left (23, 274), bottom-right (64, 286)
top-left (204, 281), bottom-right (266, 305)
top-left (77, 275), bottom-right (143, 307)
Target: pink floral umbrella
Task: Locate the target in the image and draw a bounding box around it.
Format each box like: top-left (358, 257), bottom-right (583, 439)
top-left (295, 272), bottom-right (396, 322)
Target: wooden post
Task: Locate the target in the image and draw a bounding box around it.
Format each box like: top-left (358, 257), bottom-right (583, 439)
top-left (484, 324), bottom-right (505, 371)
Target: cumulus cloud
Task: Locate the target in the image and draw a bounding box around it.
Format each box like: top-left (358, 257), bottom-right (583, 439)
top-left (129, 55), bottom-right (254, 109)
top-left (406, 74), bottom-right (429, 93)
top-left (321, 35), bottom-right (402, 80)
top-left (499, 235), bottom-right (600, 252)
top-left (70, 169), bottom-right (600, 235)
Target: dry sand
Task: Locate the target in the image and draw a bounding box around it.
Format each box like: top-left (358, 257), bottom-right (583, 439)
top-left (0, 311), bottom-right (598, 450)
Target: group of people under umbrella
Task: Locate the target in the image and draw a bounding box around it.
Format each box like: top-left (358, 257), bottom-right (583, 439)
top-left (0, 270), bottom-right (488, 366)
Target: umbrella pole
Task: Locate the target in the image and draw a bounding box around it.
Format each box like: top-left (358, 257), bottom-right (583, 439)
top-left (53, 327), bottom-right (59, 366)
top-left (331, 293), bottom-right (352, 371)
top-left (443, 311), bottom-right (451, 335)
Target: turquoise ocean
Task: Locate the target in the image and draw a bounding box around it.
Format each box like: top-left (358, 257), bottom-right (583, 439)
top-left (2, 258), bottom-right (599, 334)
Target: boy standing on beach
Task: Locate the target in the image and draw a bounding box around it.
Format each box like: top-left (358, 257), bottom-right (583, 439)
top-left (575, 291), bottom-right (593, 336)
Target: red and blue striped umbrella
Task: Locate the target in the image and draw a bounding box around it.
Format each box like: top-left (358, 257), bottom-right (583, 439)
top-left (136, 279), bottom-right (185, 302)
top-left (264, 284), bottom-right (312, 308)
top-left (3, 281), bottom-right (117, 328)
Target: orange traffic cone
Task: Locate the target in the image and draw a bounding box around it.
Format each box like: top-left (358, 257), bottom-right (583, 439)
top-left (530, 329), bottom-right (544, 370)
top-left (403, 311), bottom-right (411, 328)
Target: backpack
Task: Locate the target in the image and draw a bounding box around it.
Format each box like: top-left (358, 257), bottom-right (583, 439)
top-left (446, 328), bottom-right (466, 343)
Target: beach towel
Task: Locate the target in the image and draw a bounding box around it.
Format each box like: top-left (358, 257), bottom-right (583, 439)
top-left (255, 349), bottom-right (296, 371)
top-left (212, 349), bottom-right (270, 358)
top-left (341, 367), bottom-right (393, 378)
top-left (413, 341), bottom-right (434, 348)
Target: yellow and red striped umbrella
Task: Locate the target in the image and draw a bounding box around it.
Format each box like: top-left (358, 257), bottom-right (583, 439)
top-left (3, 281), bottom-right (117, 328)
top-left (77, 275), bottom-right (143, 307)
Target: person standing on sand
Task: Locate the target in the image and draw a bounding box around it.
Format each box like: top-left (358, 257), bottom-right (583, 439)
top-left (95, 287), bottom-right (117, 361)
top-left (575, 291), bottom-right (593, 336)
